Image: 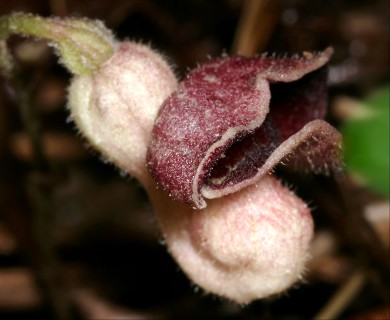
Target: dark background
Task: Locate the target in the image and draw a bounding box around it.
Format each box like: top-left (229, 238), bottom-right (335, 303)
top-left (0, 1), bottom-right (389, 319)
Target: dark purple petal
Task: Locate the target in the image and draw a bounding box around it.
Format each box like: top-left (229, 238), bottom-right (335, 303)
top-left (147, 47), bottom-right (341, 209)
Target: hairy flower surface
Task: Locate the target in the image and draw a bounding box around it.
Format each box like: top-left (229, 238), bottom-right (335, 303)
top-left (153, 174), bottom-right (314, 303)
top-left (147, 47), bottom-right (341, 209)
top-left (68, 41), bottom-right (178, 183)
top-left (66, 39), bottom-right (340, 303)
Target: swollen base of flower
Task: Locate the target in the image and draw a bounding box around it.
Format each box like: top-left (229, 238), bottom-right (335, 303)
top-left (149, 175), bottom-right (313, 304)
top-left (67, 41), bottom-right (177, 184)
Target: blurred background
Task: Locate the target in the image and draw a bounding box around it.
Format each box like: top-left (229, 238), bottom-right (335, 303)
top-left (0, 0), bottom-right (389, 319)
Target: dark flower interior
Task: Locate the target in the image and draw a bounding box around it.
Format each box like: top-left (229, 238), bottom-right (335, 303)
top-left (206, 67), bottom-right (328, 190)
top-left (147, 49), bottom-right (341, 208)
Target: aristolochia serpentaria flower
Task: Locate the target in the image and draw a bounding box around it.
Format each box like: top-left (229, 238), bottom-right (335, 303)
top-left (144, 48), bottom-right (342, 302)
top-left (0, 12), bottom-right (342, 303)
top-left (69, 43), bottom-right (341, 303)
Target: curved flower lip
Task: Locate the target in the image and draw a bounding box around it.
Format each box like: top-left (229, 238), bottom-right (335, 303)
top-left (147, 47), bottom-right (341, 209)
top-left (201, 119), bottom-right (342, 199)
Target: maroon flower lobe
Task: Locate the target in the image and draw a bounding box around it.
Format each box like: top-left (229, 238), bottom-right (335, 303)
top-left (147, 47), bottom-right (342, 209)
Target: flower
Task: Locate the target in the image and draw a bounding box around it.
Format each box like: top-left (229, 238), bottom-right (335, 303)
top-left (69, 44), bottom-right (341, 303)
top-left (0, 12), bottom-right (342, 303)
top-left (145, 48), bottom-right (342, 303)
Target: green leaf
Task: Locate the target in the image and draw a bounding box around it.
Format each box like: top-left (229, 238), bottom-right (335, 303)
top-left (342, 86), bottom-right (390, 197)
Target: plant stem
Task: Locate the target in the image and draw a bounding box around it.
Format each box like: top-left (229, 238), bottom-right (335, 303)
top-left (12, 72), bottom-right (72, 320)
top-left (0, 12), bottom-right (116, 75)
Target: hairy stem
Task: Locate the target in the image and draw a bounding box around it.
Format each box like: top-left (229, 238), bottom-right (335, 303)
top-left (0, 12), bottom-right (116, 75)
